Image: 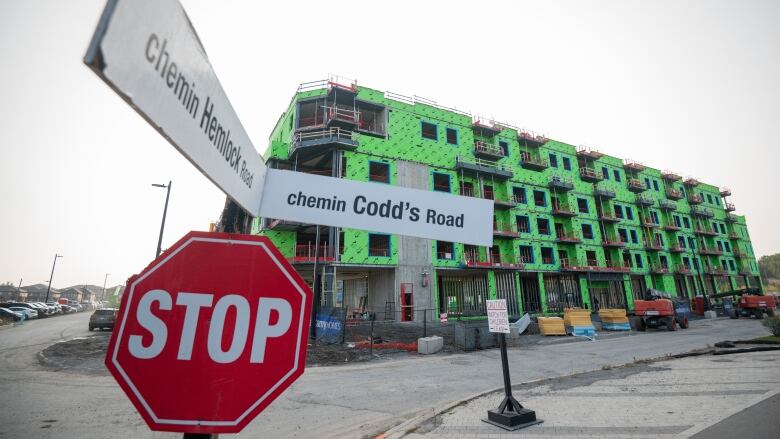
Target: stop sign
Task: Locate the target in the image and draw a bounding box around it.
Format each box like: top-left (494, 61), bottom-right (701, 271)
top-left (106, 231), bottom-right (312, 434)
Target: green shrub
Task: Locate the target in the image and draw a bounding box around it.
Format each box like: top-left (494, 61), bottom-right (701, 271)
top-left (762, 315), bottom-right (780, 336)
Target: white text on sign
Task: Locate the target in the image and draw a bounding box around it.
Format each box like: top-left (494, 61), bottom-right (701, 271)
top-left (128, 289), bottom-right (291, 363)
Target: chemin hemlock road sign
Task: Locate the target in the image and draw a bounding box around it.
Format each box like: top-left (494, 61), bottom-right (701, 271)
top-left (84, 0), bottom-right (267, 216)
top-left (105, 232), bottom-right (313, 434)
top-left (84, 0), bottom-right (494, 247)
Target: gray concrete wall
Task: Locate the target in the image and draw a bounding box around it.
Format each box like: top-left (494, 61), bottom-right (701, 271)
top-left (368, 268), bottom-right (395, 319)
top-left (396, 160), bottom-right (435, 323)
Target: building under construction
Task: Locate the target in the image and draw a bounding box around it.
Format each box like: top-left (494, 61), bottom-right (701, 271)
top-left (256, 76), bottom-right (761, 324)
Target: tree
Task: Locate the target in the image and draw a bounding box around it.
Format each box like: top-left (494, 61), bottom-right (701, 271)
top-left (758, 254), bottom-right (780, 281)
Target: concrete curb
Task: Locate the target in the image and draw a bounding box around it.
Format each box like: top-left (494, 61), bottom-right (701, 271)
top-left (675, 388), bottom-right (780, 438)
top-left (37, 348), bottom-right (67, 370)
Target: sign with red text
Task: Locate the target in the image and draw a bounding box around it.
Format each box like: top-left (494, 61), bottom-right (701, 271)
top-left (486, 299), bottom-right (510, 333)
top-left (105, 232), bottom-right (312, 434)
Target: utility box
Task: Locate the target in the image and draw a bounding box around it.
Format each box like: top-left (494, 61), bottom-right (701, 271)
top-left (417, 336), bottom-right (443, 354)
top-left (454, 321), bottom-right (496, 350)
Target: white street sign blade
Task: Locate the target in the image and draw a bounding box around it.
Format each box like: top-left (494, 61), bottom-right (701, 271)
top-left (84, 0), bottom-right (266, 216)
top-left (259, 169), bottom-right (494, 247)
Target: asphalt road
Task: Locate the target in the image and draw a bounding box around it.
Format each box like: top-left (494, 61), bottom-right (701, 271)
top-left (691, 393), bottom-right (780, 439)
top-left (0, 312), bottom-right (771, 438)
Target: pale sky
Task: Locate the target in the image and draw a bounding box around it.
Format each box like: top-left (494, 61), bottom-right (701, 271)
top-left (1, 0), bottom-right (778, 288)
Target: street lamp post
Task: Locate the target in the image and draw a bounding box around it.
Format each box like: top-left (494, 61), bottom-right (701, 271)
top-left (152, 181), bottom-right (172, 258)
top-left (103, 273), bottom-right (110, 302)
top-left (44, 254), bottom-right (63, 303)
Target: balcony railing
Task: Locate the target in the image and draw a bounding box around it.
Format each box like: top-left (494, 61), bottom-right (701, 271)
top-left (651, 263), bottom-right (670, 274)
top-left (662, 171), bottom-right (682, 181)
top-left (627, 178), bottom-right (647, 193)
top-left (720, 187), bottom-right (732, 197)
top-left (456, 156), bottom-right (514, 179)
top-left (663, 223), bottom-right (681, 231)
top-left (699, 245), bottom-right (723, 256)
top-left (552, 203), bottom-right (577, 217)
top-left (464, 252), bottom-right (523, 269)
top-left (669, 245), bottom-right (685, 253)
top-left (728, 232), bottom-right (741, 241)
top-left (473, 140), bottom-right (505, 159)
top-left (640, 217), bottom-right (660, 228)
top-left (704, 266), bottom-right (728, 276)
top-left (598, 210), bottom-right (621, 222)
top-left (561, 258), bottom-right (630, 272)
top-left (694, 226), bottom-right (718, 236)
top-left (517, 130), bottom-right (548, 146)
top-left (291, 127), bottom-right (358, 151)
top-left (556, 230), bottom-right (581, 243)
top-left (324, 105), bottom-right (360, 127)
top-left (623, 159), bottom-right (646, 171)
top-left (636, 195), bottom-right (654, 206)
top-left (666, 188), bottom-right (684, 200)
top-left (291, 244), bottom-right (335, 263)
top-left (733, 250), bottom-right (748, 258)
top-left (576, 146), bottom-right (604, 159)
top-left (594, 186), bottom-right (616, 198)
top-left (725, 214), bottom-right (739, 223)
top-left (579, 167), bottom-right (602, 182)
top-left (725, 202), bottom-right (736, 212)
top-left (684, 177), bottom-right (700, 187)
top-left (688, 194), bottom-right (703, 204)
top-left (691, 206), bottom-right (714, 218)
top-left (493, 221), bottom-right (519, 238)
top-left (659, 199), bottom-right (677, 211)
top-left (602, 236), bottom-right (626, 247)
top-left (549, 176), bottom-right (574, 191)
top-left (675, 264), bottom-right (693, 274)
top-left (644, 239), bottom-right (663, 251)
top-left (520, 152), bottom-right (549, 171)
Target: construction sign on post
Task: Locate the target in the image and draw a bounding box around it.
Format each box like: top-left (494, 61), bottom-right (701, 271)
top-left (486, 299), bottom-right (510, 333)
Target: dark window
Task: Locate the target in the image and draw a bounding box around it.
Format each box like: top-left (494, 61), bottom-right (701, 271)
top-left (513, 187), bottom-right (527, 204)
top-left (499, 140), bottom-right (509, 156)
top-left (460, 181), bottom-right (474, 197)
top-left (634, 253), bottom-right (643, 268)
top-left (602, 167), bottom-right (609, 179)
top-left (618, 228), bottom-right (629, 243)
top-left (630, 229), bottom-right (638, 244)
top-left (694, 258), bottom-right (701, 270)
top-left (707, 194), bottom-right (713, 204)
top-left (516, 215), bottom-right (531, 233)
top-left (674, 215), bottom-right (682, 227)
top-left (644, 177), bottom-right (651, 189)
top-left (683, 256), bottom-right (691, 269)
top-left (688, 237), bottom-right (696, 249)
top-left (577, 198), bottom-right (589, 213)
top-left (436, 241), bottom-right (454, 259)
top-left (432, 172), bottom-right (450, 192)
top-left (728, 260), bottom-right (736, 271)
top-left (717, 241), bottom-right (723, 251)
top-left (719, 223), bottom-right (726, 234)
top-left (623, 252), bottom-right (632, 268)
top-left (613, 170), bottom-right (622, 182)
top-left (626, 207), bottom-right (634, 220)
top-left (683, 217), bottom-right (691, 229)
top-left (724, 242), bottom-right (731, 252)
top-left (541, 247), bottom-right (554, 264)
top-left (655, 233), bottom-right (664, 246)
top-left (421, 121), bottom-right (437, 140)
top-left (563, 157), bottom-right (571, 171)
top-left (678, 236), bottom-right (686, 248)
top-left (446, 128), bottom-right (458, 145)
top-left (712, 221), bottom-right (718, 232)
top-left (650, 211), bottom-right (659, 224)
top-left (549, 153), bottom-right (558, 168)
top-left (652, 180), bottom-right (659, 191)
top-left (660, 255), bottom-right (668, 268)
top-left (483, 184), bottom-right (494, 200)
top-left (586, 250), bottom-right (597, 266)
top-left (581, 224), bottom-right (593, 239)
top-left (368, 234), bottom-right (390, 257)
top-left (615, 205), bottom-right (624, 219)
top-left (537, 217), bottom-right (550, 235)
top-left (369, 161), bottom-right (390, 183)
top-left (519, 245), bottom-right (534, 264)
top-left (534, 190), bottom-right (547, 207)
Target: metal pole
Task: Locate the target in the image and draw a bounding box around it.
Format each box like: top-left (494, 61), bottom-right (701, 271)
top-left (499, 334), bottom-right (512, 399)
top-left (45, 254), bottom-right (61, 303)
top-left (156, 181), bottom-right (172, 258)
top-left (102, 273), bottom-right (110, 302)
top-left (310, 226), bottom-right (321, 339)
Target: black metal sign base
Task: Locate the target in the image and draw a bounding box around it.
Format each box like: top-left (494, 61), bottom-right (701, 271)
top-left (482, 333), bottom-right (542, 431)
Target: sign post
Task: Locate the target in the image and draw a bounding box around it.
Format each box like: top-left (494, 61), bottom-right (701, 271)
top-left (483, 299), bottom-right (541, 431)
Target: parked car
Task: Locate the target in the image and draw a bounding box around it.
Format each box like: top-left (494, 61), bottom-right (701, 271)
top-left (0, 307), bottom-right (23, 322)
top-left (60, 304), bottom-right (75, 314)
top-left (46, 302), bottom-right (63, 314)
top-left (9, 307), bottom-right (38, 319)
top-left (30, 302), bottom-right (52, 316)
top-left (89, 308), bottom-right (118, 331)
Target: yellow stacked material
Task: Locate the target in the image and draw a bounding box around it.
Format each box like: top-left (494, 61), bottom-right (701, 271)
top-left (563, 308), bottom-right (593, 328)
top-left (599, 308), bottom-right (629, 324)
top-left (538, 317), bottom-right (566, 335)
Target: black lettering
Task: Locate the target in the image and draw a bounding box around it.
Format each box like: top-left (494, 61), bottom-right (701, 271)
top-left (426, 209), bottom-right (436, 223)
top-left (145, 34), bottom-right (159, 63)
top-left (354, 196), bottom-right (366, 214)
top-left (296, 191), bottom-right (305, 206)
top-left (287, 193), bottom-right (296, 205)
top-left (200, 97), bottom-right (213, 131)
top-left (155, 38), bottom-right (168, 76)
top-left (455, 214), bottom-right (464, 228)
top-left (166, 61), bottom-right (177, 88)
top-left (409, 207), bottom-right (419, 222)
top-left (336, 199), bottom-right (346, 212)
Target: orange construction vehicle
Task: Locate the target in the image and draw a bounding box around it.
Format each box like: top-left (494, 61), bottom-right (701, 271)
top-left (634, 289), bottom-right (690, 331)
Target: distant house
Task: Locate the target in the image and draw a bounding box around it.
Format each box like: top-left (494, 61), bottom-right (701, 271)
top-left (0, 284), bottom-right (27, 302)
top-left (21, 284), bottom-right (60, 302)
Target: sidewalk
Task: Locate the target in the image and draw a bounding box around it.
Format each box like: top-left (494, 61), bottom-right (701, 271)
top-left (388, 350), bottom-right (780, 439)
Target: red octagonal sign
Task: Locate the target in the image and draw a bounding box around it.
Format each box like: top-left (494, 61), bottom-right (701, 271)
top-left (106, 231), bottom-right (312, 434)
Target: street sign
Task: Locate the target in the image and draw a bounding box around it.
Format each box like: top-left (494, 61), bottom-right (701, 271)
top-left (259, 169), bottom-right (494, 247)
top-left (486, 299), bottom-right (510, 333)
top-left (105, 231), bottom-right (312, 434)
top-left (84, 0), bottom-right (266, 216)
